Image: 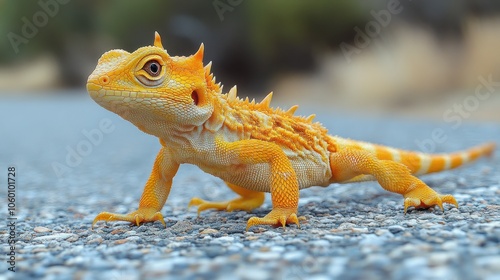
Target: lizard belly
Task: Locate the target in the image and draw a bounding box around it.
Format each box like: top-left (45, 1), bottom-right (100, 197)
top-left (192, 149), bottom-right (331, 193)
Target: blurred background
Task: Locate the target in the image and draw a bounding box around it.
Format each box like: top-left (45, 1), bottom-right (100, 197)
top-left (1, 0), bottom-right (500, 121)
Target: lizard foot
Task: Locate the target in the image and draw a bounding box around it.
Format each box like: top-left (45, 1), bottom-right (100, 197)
top-left (403, 184), bottom-right (458, 214)
top-left (188, 195), bottom-right (265, 215)
top-left (92, 207), bottom-right (166, 229)
top-left (246, 207), bottom-right (299, 230)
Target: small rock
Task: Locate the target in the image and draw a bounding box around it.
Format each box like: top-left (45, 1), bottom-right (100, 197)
top-left (86, 237), bottom-right (103, 244)
top-left (451, 228), bottom-right (466, 238)
top-left (169, 221), bottom-right (193, 233)
top-left (34, 226), bottom-right (51, 233)
top-left (441, 241), bottom-right (458, 250)
top-left (283, 251), bottom-right (305, 262)
top-left (204, 246), bottom-right (226, 258)
top-left (351, 227), bottom-right (369, 233)
top-left (336, 222), bottom-right (356, 231)
top-left (388, 225), bottom-right (405, 234)
top-left (111, 228), bottom-right (127, 235)
top-left (66, 235), bottom-right (79, 242)
top-left (246, 235), bottom-right (259, 241)
top-left (263, 231), bottom-right (280, 237)
top-left (200, 228), bottom-right (219, 235)
top-left (115, 239), bottom-right (128, 245)
top-left (375, 229), bottom-right (392, 236)
top-left (429, 252), bottom-right (454, 266)
top-left (227, 243), bottom-right (244, 252)
top-left (323, 235), bottom-right (344, 242)
top-left (211, 236), bottom-right (234, 245)
top-left (475, 256), bottom-right (500, 270)
top-left (382, 219), bottom-right (397, 226)
top-left (33, 233), bottom-right (74, 242)
top-left (123, 230), bottom-right (137, 236)
top-left (402, 219), bottom-right (418, 227)
top-left (310, 239), bottom-right (330, 247)
top-left (249, 251), bottom-right (281, 261)
top-left (374, 214), bottom-right (386, 221)
top-left (125, 236), bottom-right (142, 242)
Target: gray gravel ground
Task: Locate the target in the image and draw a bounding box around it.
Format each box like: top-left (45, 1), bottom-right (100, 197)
top-left (1, 94), bottom-right (499, 280)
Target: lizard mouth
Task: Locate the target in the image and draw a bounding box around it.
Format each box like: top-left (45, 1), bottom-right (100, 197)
top-left (86, 82), bottom-right (102, 95)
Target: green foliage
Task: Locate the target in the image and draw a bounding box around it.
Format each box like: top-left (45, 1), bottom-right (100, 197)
top-left (0, 0), bottom-right (371, 86)
top-left (246, 1), bottom-right (366, 57)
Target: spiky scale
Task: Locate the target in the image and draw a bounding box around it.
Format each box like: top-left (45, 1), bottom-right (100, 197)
top-left (305, 114), bottom-right (316, 123)
top-left (204, 61), bottom-right (212, 73)
top-left (154, 31), bottom-right (164, 49)
top-left (286, 105), bottom-right (299, 116)
top-left (194, 43), bottom-right (204, 62)
top-left (228, 86), bottom-right (237, 101)
top-left (260, 92), bottom-right (273, 108)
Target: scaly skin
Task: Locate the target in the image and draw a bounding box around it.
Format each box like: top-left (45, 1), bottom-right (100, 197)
top-left (87, 32), bottom-right (496, 230)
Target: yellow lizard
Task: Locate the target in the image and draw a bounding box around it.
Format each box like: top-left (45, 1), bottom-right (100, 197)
top-left (87, 32), bottom-right (495, 230)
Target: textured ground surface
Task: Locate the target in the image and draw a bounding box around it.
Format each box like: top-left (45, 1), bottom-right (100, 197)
top-left (0, 94), bottom-right (499, 280)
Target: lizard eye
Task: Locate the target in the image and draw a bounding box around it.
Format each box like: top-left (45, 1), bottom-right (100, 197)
top-left (136, 57), bottom-right (166, 87)
top-left (143, 60), bottom-right (161, 77)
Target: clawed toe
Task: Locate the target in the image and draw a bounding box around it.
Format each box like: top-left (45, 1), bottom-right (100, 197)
top-left (403, 193), bottom-right (458, 214)
top-left (246, 208), bottom-right (299, 230)
top-left (92, 208), bottom-right (166, 229)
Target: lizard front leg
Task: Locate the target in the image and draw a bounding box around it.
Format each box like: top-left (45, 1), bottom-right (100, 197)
top-left (216, 138), bottom-right (300, 230)
top-left (92, 147), bottom-right (179, 228)
top-left (188, 182), bottom-right (265, 214)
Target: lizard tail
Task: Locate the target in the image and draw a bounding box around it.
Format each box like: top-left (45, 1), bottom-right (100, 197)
top-left (336, 138), bottom-right (495, 176)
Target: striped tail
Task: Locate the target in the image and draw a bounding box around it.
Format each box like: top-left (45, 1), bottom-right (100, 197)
top-left (336, 138), bottom-right (495, 177)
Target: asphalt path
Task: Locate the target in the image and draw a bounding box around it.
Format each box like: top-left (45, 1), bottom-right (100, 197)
top-left (0, 93), bottom-right (499, 279)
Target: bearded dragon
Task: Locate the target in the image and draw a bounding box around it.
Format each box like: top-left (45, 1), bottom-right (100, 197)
top-left (87, 32), bottom-right (495, 230)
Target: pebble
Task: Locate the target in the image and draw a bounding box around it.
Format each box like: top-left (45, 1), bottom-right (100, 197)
top-left (336, 222), bottom-right (356, 231)
top-left (200, 228), bottom-right (219, 235)
top-left (32, 233), bottom-right (75, 242)
top-left (310, 239), bottom-right (330, 247)
top-left (388, 225), bottom-right (405, 234)
top-left (283, 251), bottom-right (305, 262)
top-left (359, 234), bottom-right (387, 247)
top-left (33, 226), bottom-right (52, 233)
top-left (248, 251), bottom-right (281, 261)
top-left (351, 227), bottom-right (369, 233)
top-left (211, 236), bottom-right (235, 245)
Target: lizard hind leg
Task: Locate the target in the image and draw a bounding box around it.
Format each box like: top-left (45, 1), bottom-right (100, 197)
top-left (188, 182), bottom-right (265, 215)
top-left (330, 149), bottom-right (458, 214)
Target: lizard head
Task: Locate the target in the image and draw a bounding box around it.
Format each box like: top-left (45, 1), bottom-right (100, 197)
top-left (87, 32), bottom-right (218, 137)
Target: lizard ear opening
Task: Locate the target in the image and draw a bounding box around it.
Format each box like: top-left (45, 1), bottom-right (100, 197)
top-left (190, 88), bottom-right (208, 107)
top-left (154, 31), bottom-right (164, 49)
top-left (191, 90), bottom-right (199, 106)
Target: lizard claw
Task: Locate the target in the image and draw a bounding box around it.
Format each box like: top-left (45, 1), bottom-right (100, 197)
top-left (246, 208), bottom-right (300, 230)
top-left (92, 207), bottom-right (166, 229)
top-left (403, 184), bottom-right (458, 214)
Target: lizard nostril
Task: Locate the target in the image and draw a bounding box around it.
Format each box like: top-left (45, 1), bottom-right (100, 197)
top-left (99, 75), bottom-right (110, 85)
